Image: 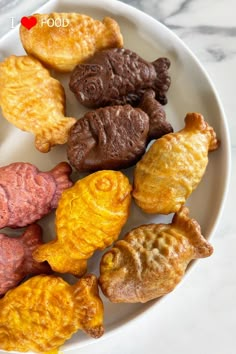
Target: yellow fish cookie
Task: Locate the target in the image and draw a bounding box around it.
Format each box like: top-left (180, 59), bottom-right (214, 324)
top-left (33, 170), bottom-right (132, 276)
top-left (133, 113), bottom-right (219, 214)
top-left (0, 274), bottom-right (104, 353)
top-left (0, 55), bottom-right (76, 152)
top-left (20, 13), bottom-right (123, 72)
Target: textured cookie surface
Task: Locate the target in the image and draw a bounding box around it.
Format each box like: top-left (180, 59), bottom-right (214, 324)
top-left (67, 90), bottom-right (173, 172)
top-left (0, 274), bottom-right (104, 352)
top-left (0, 55), bottom-right (76, 152)
top-left (99, 207), bottom-right (213, 303)
top-left (133, 113), bottom-right (219, 214)
top-left (20, 13), bottom-right (123, 72)
top-left (33, 170), bottom-right (132, 276)
top-left (69, 48), bottom-right (171, 107)
top-left (0, 162), bottom-right (72, 228)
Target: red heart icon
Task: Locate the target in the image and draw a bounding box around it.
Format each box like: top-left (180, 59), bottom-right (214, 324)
top-left (21, 16), bottom-right (37, 30)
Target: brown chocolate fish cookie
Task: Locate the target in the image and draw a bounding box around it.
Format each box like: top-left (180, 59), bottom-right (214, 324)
top-left (69, 48), bottom-right (171, 108)
top-left (67, 91), bottom-right (173, 172)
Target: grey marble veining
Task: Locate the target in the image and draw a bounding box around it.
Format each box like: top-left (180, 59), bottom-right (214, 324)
top-left (119, 0), bottom-right (236, 146)
top-left (120, 0), bottom-right (236, 58)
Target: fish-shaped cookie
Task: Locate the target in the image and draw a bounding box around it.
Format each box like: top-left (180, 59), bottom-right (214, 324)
top-left (0, 55), bottom-right (76, 152)
top-left (99, 207), bottom-right (213, 303)
top-left (0, 224), bottom-right (50, 296)
top-left (20, 13), bottom-right (123, 72)
top-left (69, 48), bottom-right (171, 108)
top-left (33, 170), bottom-right (132, 276)
top-left (138, 89), bottom-right (173, 140)
top-left (0, 274), bottom-right (104, 352)
top-left (0, 162), bottom-right (72, 228)
top-left (133, 113), bottom-right (219, 214)
top-left (67, 90), bottom-right (173, 171)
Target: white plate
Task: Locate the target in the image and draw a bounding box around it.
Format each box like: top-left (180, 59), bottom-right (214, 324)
top-left (0, 0), bottom-right (231, 352)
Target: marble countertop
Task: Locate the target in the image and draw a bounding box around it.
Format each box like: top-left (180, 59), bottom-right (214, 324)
top-left (0, 0), bottom-right (235, 353)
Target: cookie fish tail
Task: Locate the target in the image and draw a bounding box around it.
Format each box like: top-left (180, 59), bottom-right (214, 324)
top-left (172, 206), bottom-right (213, 259)
top-left (73, 274), bottom-right (104, 338)
top-left (184, 113), bottom-right (219, 151)
top-left (21, 224), bottom-right (42, 251)
top-left (35, 116), bottom-right (76, 153)
top-left (152, 57), bottom-right (171, 105)
top-left (101, 17), bottom-right (123, 48)
top-left (138, 89), bottom-right (173, 141)
top-left (33, 241), bottom-right (87, 277)
top-left (22, 224), bottom-right (51, 274)
top-left (48, 162), bottom-right (73, 208)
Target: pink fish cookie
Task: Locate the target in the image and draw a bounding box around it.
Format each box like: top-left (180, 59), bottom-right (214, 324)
top-left (0, 224), bottom-right (51, 296)
top-left (0, 162), bottom-right (72, 228)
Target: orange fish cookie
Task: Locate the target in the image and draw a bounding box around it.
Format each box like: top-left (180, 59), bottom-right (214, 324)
top-left (0, 55), bottom-right (76, 152)
top-left (33, 170), bottom-right (132, 276)
top-left (0, 274), bottom-right (104, 353)
top-left (20, 13), bottom-right (123, 72)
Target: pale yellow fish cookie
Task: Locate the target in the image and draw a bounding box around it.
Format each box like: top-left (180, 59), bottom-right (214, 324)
top-left (0, 55), bottom-right (76, 152)
top-left (99, 207), bottom-right (213, 303)
top-left (20, 13), bottom-right (124, 72)
top-left (0, 274), bottom-right (104, 353)
top-left (133, 113), bottom-right (219, 214)
top-left (33, 170), bottom-right (132, 276)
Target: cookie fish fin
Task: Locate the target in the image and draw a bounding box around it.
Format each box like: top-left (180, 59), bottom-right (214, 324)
top-left (152, 57), bottom-right (171, 105)
top-left (35, 116), bottom-right (76, 153)
top-left (72, 274), bottom-right (104, 338)
top-left (22, 224), bottom-right (51, 274)
top-left (101, 17), bottom-right (123, 48)
top-left (21, 224), bottom-right (42, 251)
top-left (172, 207), bottom-right (213, 258)
top-left (184, 113), bottom-right (219, 151)
top-left (33, 241), bottom-right (87, 277)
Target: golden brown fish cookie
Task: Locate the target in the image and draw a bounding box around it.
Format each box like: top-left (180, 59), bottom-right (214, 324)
top-left (20, 13), bottom-right (123, 72)
top-left (0, 55), bottom-right (76, 152)
top-left (0, 274), bottom-right (104, 352)
top-left (99, 207), bottom-right (213, 303)
top-left (33, 170), bottom-right (132, 276)
top-left (133, 112), bottom-right (219, 214)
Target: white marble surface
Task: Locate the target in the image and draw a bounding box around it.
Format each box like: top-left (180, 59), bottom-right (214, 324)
top-left (0, 0), bottom-right (235, 353)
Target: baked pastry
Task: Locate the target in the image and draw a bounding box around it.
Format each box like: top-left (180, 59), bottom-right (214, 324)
top-left (69, 48), bottom-right (171, 108)
top-left (99, 207), bottom-right (213, 303)
top-left (0, 162), bottom-right (72, 228)
top-left (0, 55), bottom-right (76, 152)
top-left (0, 224), bottom-right (50, 296)
top-left (33, 170), bottom-right (132, 276)
top-left (20, 13), bottom-right (123, 72)
top-left (0, 274), bottom-right (104, 352)
top-left (67, 91), bottom-right (173, 171)
top-left (133, 113), bottom-right (219, 214)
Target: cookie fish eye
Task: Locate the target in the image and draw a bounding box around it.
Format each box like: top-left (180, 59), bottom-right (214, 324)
top-left (80, 76), bottom-right (104, 102)
top-left (95, 176), bottom-right (112, 192)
